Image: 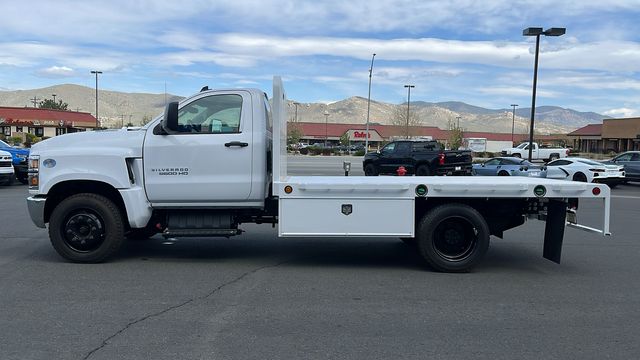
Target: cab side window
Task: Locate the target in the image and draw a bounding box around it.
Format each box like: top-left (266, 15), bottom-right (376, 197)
top-left (177, 94), bottom-right (242, 134)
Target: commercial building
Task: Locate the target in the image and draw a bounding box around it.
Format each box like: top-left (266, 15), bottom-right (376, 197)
top-left (0, 107), bottom-right (97, 139)
top-left (293, 122), bottom-right (565, 152)
top-left (567, 117), bottom-right (640, 153)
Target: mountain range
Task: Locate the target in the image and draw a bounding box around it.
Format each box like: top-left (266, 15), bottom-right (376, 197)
top-left (0, 85), bottom-right (607, 134)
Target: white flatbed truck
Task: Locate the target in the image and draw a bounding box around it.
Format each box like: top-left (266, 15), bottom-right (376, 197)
top-left (26, 77), bottom-right (611, 272)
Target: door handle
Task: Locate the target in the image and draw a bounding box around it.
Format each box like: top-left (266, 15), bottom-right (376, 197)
top-left (225, 141), bottom-right (249, 147)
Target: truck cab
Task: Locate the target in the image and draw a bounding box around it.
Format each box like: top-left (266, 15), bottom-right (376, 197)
top-left (501, 142), bottom-right (569, 161)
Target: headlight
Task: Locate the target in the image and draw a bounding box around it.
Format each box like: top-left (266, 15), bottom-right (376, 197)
top-left (28, 155), bottom-right (39, 189)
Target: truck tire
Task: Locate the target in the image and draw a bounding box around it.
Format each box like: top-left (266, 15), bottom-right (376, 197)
top-left (16, 172), bottom-right (28, 185)
top-left (48, 193), bottom-right (125, 263)
top-left (512, 153), bottom-right (521, 158)
top-left (416, 204), bottom-right (490, 272)
top-left (416, 165), bottom-right (431, 176)
top-left (364, 164), bottom-right (378, 176)
top-left (549, 154), bottom-right (559, 161)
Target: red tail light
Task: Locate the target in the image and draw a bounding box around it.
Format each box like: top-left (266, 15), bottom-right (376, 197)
top-left (566, 149), bottom-right (570, 155)
top-left (438, 153), bottom-right (445, 165)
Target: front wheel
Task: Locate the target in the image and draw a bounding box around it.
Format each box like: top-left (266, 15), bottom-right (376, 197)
top-left (16, 172), bottom-right (28, 185)
top-left (416, 204), bottom-right (490, 272)
top-left (364, 164), bottom-right (378, 176)
top-left (49, 193), bottom-right (125, 262)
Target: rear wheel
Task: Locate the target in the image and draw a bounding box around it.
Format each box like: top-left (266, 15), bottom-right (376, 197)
top-left (364, 164), bottom-right (378, 176)
top-left (416, 204), bottom-right (490, 272)
top-left (512, 153), bottom-right (521, 158)
top-left (549, 154), bottom-right (559, 161)
top-left (416, 165), bottom-right (431, 176)
top-left (49, 193), bottom-right (125, 262)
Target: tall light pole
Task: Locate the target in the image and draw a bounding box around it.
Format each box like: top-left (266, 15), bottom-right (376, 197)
top-left (91, 70), bottom-right (103, 128)
top-left (523, 27), bottom-right (565, 161)
top-left (456, 116), bottom-right (461, 129)
top-left (323, 110), bottom-right (330, 147)
top-left (292, 102), bottom-right (300, 123)
top-left (52, 94), bottom-right (57, 103)
top-left (365, 53), bottom-right (376, 151)
top-left (510, 104), bottom-right (518, 145)
top-left (404, 84), bottom-right (415, 139)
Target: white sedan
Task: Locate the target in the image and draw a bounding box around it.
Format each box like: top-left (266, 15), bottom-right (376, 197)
top-left (545, 157), bottom-right (625, 185)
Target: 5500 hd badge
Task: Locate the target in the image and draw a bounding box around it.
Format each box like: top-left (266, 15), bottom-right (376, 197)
top-left (151, 167), bottom-right (189, 176)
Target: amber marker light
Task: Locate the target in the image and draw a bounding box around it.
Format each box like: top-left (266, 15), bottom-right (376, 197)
top-left (284, 185), bottom-right (293, 194)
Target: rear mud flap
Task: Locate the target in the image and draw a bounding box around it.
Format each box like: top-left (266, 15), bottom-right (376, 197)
top-left (543, 199), bottom-right (567, 264)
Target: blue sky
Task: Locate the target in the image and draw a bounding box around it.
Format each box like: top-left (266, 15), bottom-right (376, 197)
top-left (1, 0), bottom-right (640, 117)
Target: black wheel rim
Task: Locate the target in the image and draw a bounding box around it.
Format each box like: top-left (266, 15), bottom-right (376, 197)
top-left (62, 210), bottom-right (106, 252)
top-left (432, 216), bottom-right (478, 261)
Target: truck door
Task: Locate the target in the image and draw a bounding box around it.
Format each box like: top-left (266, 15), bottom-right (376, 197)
top-left (143, 91), bottom-right (253, 204)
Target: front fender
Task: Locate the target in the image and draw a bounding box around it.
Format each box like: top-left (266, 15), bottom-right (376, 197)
top-left (37, 149), bottom-right (135, 194)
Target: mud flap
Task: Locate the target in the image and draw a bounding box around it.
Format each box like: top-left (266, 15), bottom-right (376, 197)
top-left (543, 199), bottom-right (567, 264)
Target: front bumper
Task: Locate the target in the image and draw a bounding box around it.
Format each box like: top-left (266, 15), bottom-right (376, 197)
top-left (27, 196), bottom-right (47, 228)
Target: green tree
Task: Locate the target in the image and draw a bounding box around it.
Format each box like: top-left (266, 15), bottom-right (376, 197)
top-left (339, 132), bottom-right (350, 146)
top-left (448, 124), bottom-right (464, 150)
top-left (39, 98), bottom-right (68, 110)
top-left (287, 123), bottom-right (303, 145)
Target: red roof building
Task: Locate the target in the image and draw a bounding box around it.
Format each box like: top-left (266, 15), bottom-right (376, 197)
top-left (293, 121), bottom-right (566, 149)
top-left (0, 106), bottom-right (97, 138)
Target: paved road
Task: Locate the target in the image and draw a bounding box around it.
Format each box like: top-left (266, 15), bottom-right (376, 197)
top-left (1, 157), bottom-right (639, 359)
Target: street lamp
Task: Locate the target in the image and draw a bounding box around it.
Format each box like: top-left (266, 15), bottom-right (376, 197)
top-left (52, 94), bottom-right (57, 103)
top-left (456, 115), bottom-right (461, 129)
top-left (523, 27), bottom-right (565, 161)
top-left (90, 70), bottom-right (103, 128)
top-left (365, 53), bottom-right (376, 151)
top-left (292, 102), bottom-right (300, 123)
top-left (404, 84), bottom-right (415, 139)
top-left (510, 104), bottom-right (518, 145)
top-left (323, 110), bottom-right (330, 147)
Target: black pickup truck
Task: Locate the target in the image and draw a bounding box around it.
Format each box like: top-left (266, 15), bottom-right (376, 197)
top-left (363, 140), bottom-right (472, 176)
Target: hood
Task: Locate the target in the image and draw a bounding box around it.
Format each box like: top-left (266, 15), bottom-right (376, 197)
top-left (31, 128), bottom-right (146, 157)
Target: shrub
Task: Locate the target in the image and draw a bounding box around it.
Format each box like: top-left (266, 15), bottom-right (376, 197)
top-left (354, 150), bottom-right (365, 156)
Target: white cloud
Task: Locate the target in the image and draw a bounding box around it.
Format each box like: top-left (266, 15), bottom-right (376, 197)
top-left (36, 66), bottom-right (75, 78)
top-left (603, 107), bottom-right (640, 118)
top-left (478, 86), bottom-right (557, 98)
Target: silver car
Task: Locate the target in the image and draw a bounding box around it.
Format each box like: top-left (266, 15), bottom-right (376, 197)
top-left (473, 157), bottom-right (546, 177)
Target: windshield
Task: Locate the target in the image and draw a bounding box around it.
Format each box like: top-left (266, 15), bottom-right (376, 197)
top-left (0, 140), bottom-right (10, 147)
top-left (516, 143), bottom-right (528, 149)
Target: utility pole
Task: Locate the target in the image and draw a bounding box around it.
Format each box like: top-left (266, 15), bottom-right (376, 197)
top-left (365, 53), bottom-right (376, 151)
top-left (91, 70), bottom-right (103, 128)
top-left (404, 84), bottom-right (415, 139)
top-left (120, 114), bottom-right (125, 128)
top-left (510, 104), bottom-right (518, 145)
top-left (31, 96), bottom-right (40, 107)
top-left (52, 94), bottom-right (57, 103)
top-left (456, 116), bottom-right (462, 129)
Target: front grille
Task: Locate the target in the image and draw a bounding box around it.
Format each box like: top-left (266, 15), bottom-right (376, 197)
top-left (0, 162), bottom-right (12, 168)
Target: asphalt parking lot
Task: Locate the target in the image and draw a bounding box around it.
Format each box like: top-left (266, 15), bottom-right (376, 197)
top-left (1, 156), bottom-right (639, 360)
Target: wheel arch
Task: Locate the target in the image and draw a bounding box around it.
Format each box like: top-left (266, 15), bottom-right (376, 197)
top-left (415, 197), bottom-right (526, 238)
top-left (44, 180), bottom-right (128, 226)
